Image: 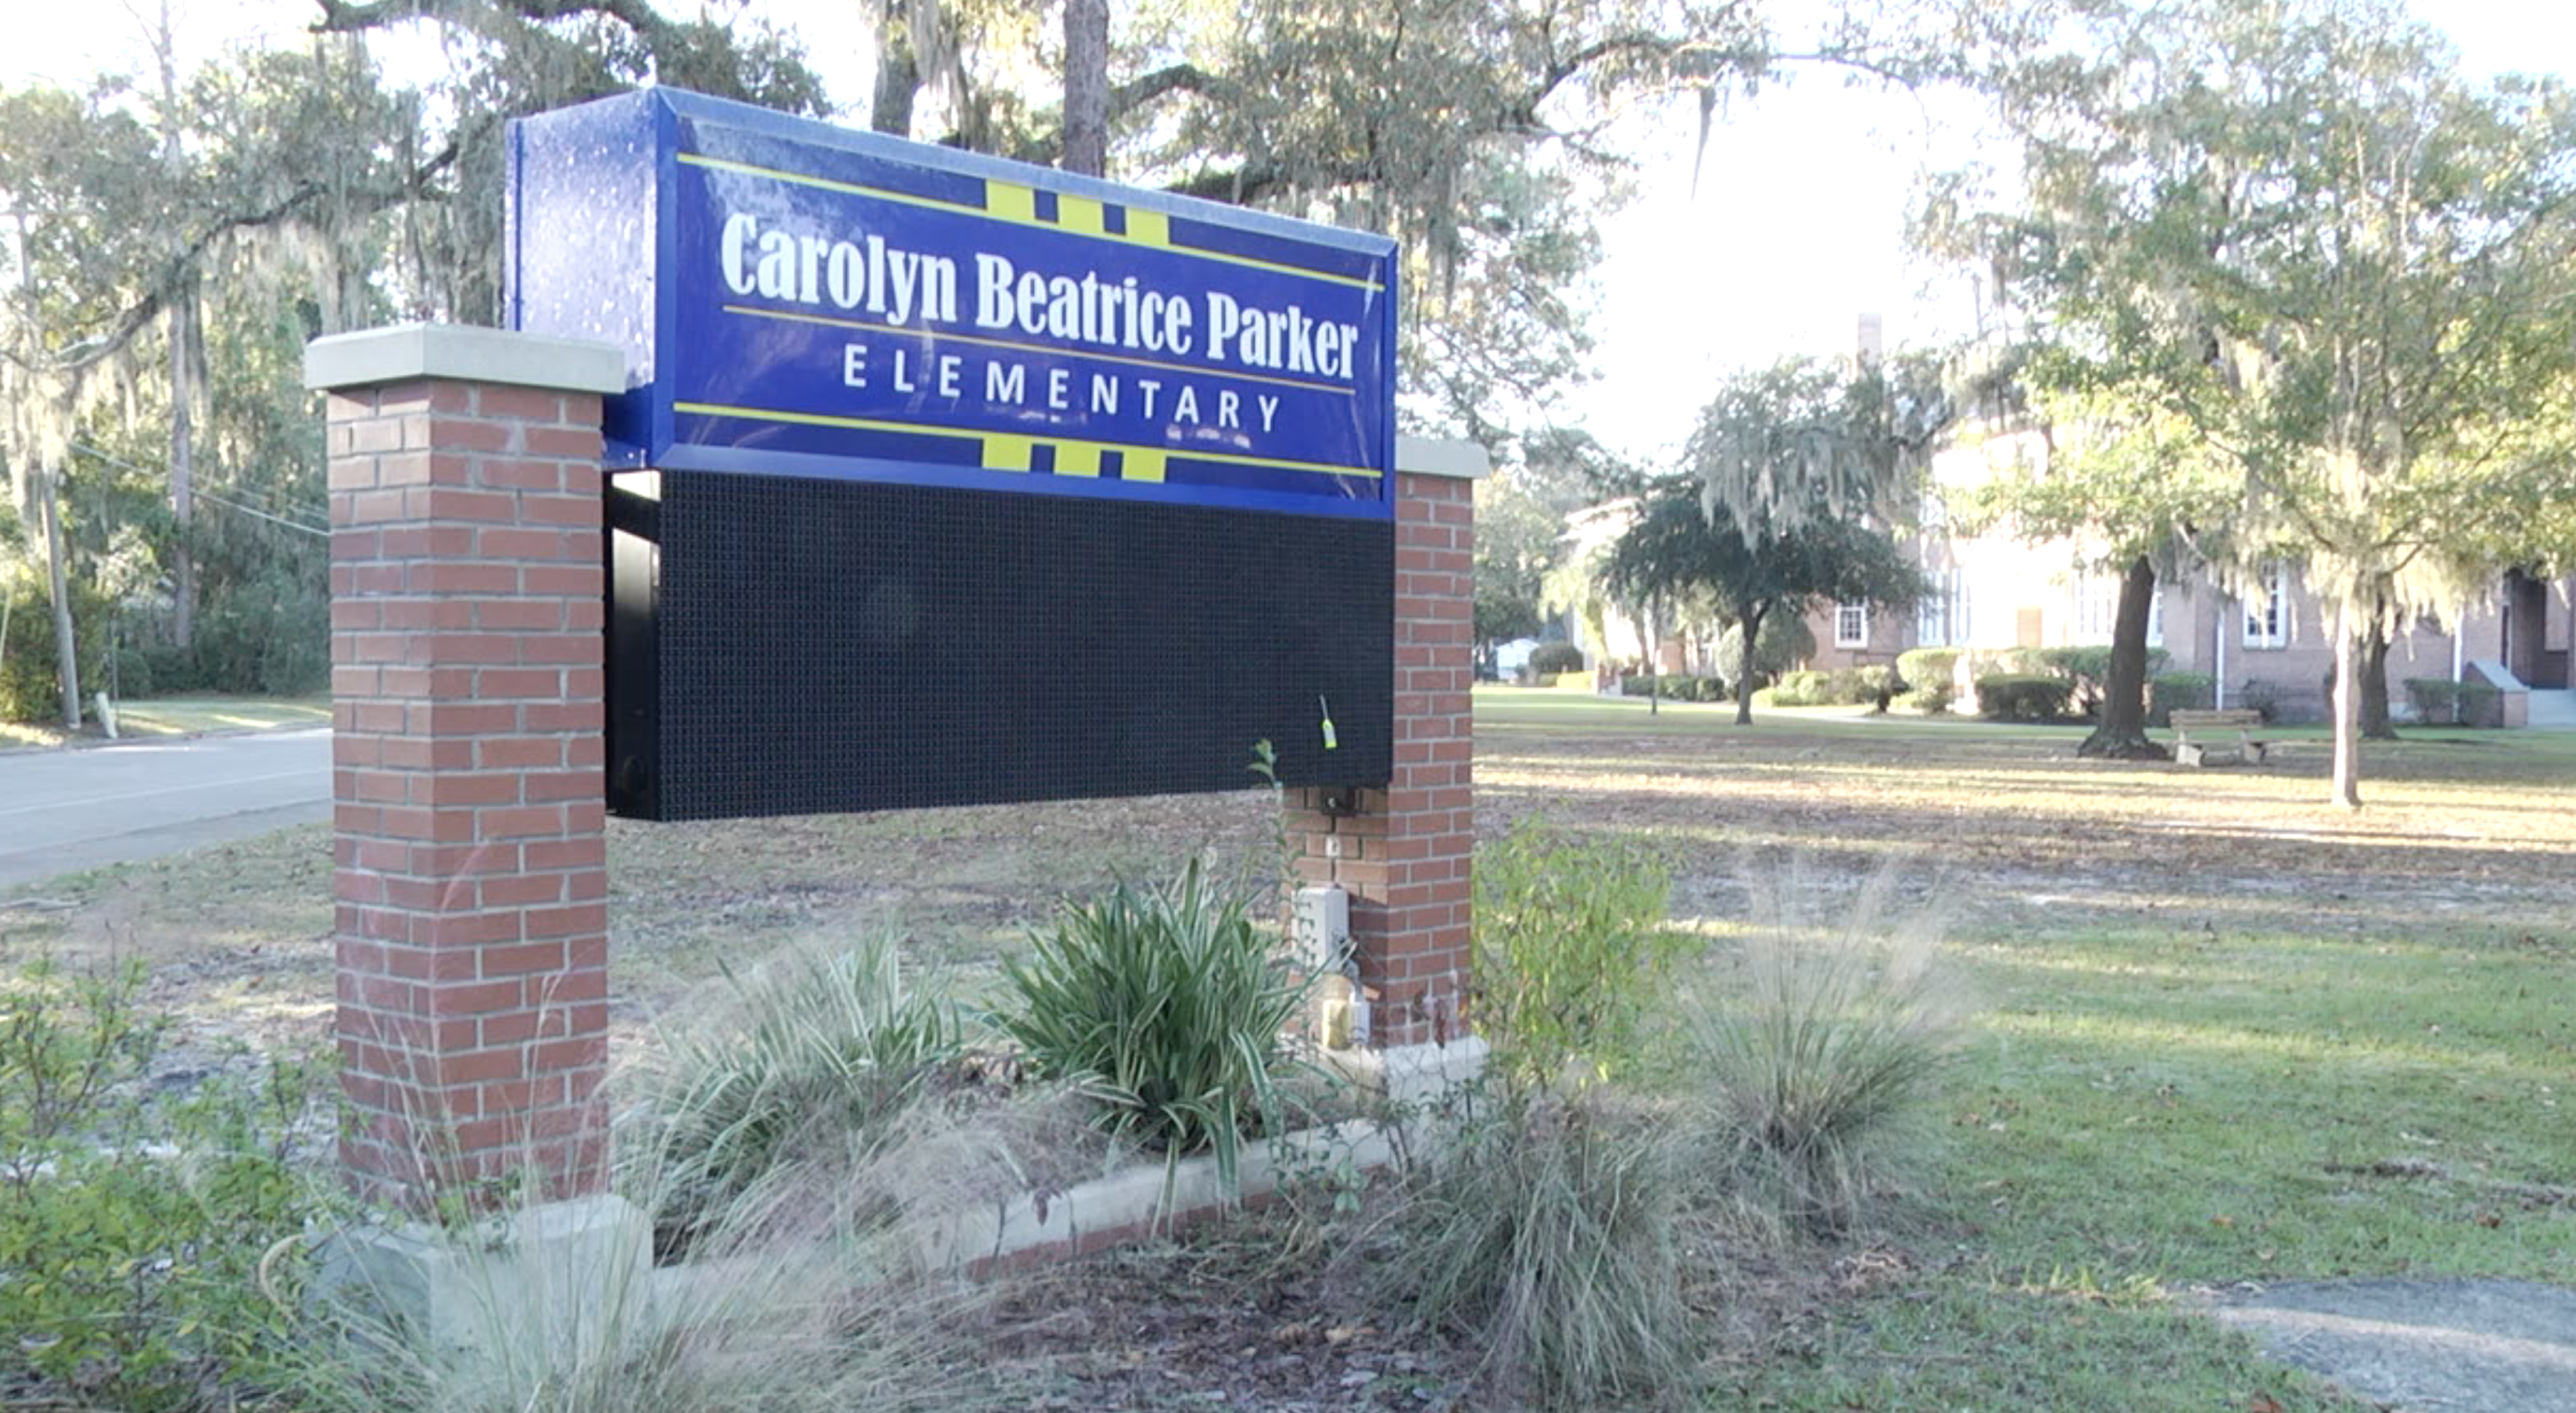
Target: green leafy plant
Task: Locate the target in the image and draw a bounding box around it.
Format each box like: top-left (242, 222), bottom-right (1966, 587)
top-left (1527, 641), bottom-right (1587, 677)
top-left (1, 958), bottom-right (326, 1411)
top-left (2027, 645), bottom-right (2171, 716)
top-left (996, 859), bottom-right (1306, 1192)
top-left (1764, 668), bottom-right (1832, 706)
top-left (1716, 612), bottom-right (1818, 696)
top-left (1394, 1088), bottom-right (1690, 1408)
top-left (1974, 672), bottom-right (2075, 720)
top-left (1895, 646), bottom-right (1963, 693)
top-left (1471, 820), bottom-right (1675, 1093)
top-left (628, 935), bottom-right (962, 1249)
top-left (2149, 670), bottom-right (2217, 726)
top-left (2236, 677), bottom-right (2284, 722)
top-left (1688, 865), bottom-right (1963, 1234)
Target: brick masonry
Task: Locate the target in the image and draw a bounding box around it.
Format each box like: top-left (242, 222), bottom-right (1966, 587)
top-left (323, 376), bottom-right (610, 1208)
top-left (1285, 469), bottom-right (1475, 1049)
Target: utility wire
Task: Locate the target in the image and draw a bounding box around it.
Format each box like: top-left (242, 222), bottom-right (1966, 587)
top-left (70, 439), bottom-right (330, 529)
top-left (192, 487), bottom-right (330, 539)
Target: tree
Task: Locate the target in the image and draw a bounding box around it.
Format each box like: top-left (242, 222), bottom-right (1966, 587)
top-left (1946, 0), bottom-right (2576, 806)
top-left (1670, 355), bottom-right (1953, 723)
top-left (1942, 381), bottom-right (2245, 757)
top-left (1608, 478), bottom-right (1924, 725)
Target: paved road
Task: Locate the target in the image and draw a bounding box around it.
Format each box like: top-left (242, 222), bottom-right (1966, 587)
top-left (0, 729), bottom-right (331, 895)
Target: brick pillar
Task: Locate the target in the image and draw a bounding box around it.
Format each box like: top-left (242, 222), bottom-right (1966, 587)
top-left (306, 325), bottom-right (626, 1209)
top-left (1287, 438), bottom-right (1486, 1050)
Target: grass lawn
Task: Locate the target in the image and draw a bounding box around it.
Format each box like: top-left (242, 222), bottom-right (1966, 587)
top-left (1475, 686), bottom-right (2576, 1410)
top-left (0, 694), bottom-right (329, 750)
top-left (4, 684), bottom-right (2571, 1409)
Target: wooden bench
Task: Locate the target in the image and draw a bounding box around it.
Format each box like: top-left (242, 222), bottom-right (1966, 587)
top-left (2169, 708), bottom-right (2270, 767)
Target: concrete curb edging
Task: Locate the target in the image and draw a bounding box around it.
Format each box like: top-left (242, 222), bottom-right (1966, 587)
top-left (922, 1037), bottom-right (1487, 1274)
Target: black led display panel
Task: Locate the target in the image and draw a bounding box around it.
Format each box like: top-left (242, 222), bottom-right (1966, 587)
top-left (607, 470), bottom-right (1395, 821)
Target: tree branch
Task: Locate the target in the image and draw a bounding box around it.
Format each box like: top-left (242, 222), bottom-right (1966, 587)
top-left (313, 0), bottom-right (673, 45)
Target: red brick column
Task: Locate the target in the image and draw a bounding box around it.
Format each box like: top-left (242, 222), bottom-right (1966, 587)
top-left (307, 326), bottom-right (625, 1208)
top-left (1288, 442), bottom-right (1485, 1049)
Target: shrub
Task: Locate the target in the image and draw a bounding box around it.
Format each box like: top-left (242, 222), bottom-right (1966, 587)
top-left (1527, 642), bottom-right (1587, 677)
top-left (1973, 673), bottom-right (2074, 721)
top-left (1, 958), bottom-right (324, 1412)
top-left (2028, 645), bottom-right (2170, 716)
top-left (1765, 668), bottom-right (1831, 706)
top-left (1395, 1090), bottom-right (1690, 1408)
top-left (1471, 821), bottom-right (1675, 1092)
top-left (2148, 671), bottom-right (2215, 727)
top-left (631, 935), bottom-right (963, 1247)
top-left (1687, 866), bottom-right (1963, 1235)
top-left (1715, 614), bottom-right (1816, 695)
top-left (1895, 647), bottom-right (1962, 695)
top-left (997, 859), bottom-right (1305, 1190)
top-left (1618, 674), bottom-right (1671, 698)
top-left (1855, 664), bottom-right (1903, 711)
top-left (2404, 677), bottom-right (2464, 724)
top-left (2237, 677), bottom-right (2282, 723)
top-left (1901, 682), bottom-right (1955, 714)
top-left (1621, 674), bottom-right (1720, 701)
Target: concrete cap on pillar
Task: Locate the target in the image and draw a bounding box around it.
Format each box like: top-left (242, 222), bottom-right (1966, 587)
top-left (304, 322), bottom-right (627, 396)
top-left (1395, 434), bottom-right (1492, 481)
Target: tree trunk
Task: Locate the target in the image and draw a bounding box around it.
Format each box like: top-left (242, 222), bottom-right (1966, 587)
top-left (38, 464), bottom-right (82, 731)
top-left (2077, 554), bottom-right (2168, 759)
top-left (160, 0), bottom-right (195, 654)
top-left (2359, 620), bottom-right (2395, 740)
top-left (869, 7), bottom-right (920, 138)
top-left (168, 286), bottom-right (197, 653)
top-left (1641, 596), bottom-right (1659, 716)
top-left (2330, 597), bottom-right (2361, 809)
top-left (1061, 0), bottom-right (1111, 177)
top-left (1734, 603), bottom-right (1765, 726)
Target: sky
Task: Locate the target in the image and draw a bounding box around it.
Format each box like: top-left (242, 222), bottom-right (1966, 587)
top-left (9, 0), bottom-right (2572, 464)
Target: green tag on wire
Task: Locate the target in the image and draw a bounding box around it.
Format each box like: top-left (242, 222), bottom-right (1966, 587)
top-left (1319, 694), bottom-right (1339, 750)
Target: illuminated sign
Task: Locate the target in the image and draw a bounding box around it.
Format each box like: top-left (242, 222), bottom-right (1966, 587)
top-left (507, 88), bottom-right (1398, 519)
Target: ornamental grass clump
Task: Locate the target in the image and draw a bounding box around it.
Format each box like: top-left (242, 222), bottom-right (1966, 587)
top-left (995, 859), bottom-right (1305, 1190)
top-left (1393, 1087), bottom-right (1692, 1409)
top-left (1689, 862), bottom-right (1965, 1235)
top-left (289, 1133), bottom-right (1008, 1413)
top-left (627, 932), bottom-right (963, 1247)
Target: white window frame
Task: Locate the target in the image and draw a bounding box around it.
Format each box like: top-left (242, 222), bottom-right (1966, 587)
top-left (1916, 571), bottom-right (1951, 647)
top-left (2072, 571), bottom-right (2117, 644)
top-left (1835, 601), bottom-right (1869, 648)
top-left (2243, 561), bottom-right (2288, 649)
top-left (2147, 589), bottom-right (2165, 649)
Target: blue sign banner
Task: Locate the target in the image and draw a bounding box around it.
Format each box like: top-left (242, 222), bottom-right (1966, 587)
top-left (507, 89), bottom-right (1398, 519)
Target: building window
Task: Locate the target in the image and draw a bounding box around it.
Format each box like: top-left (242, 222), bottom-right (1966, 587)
top-left (2073, 571), bottom-right (2117, 643)
top-left (2244, 561), bottom-right (2288, 648)
top-left (1916, 570), bottom-right (1954, 647)
top-left (2147, 589), bottom-right (2165, 649)
top-left (1836, 602), bottom-right (1869, 648)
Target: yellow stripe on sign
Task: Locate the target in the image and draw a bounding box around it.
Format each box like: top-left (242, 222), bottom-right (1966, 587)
top-left (983, 434), bottom-right (1035, 471)
top-left (1124, 209), bottom-right (1171, 247)
top-left (1055, 443), bottom-right (1102, 477)
top-left (1055, 195), bottom-right (1106, 235)
top-left (672, 401), bottom-right (1378, 480)
top-left (1122, 450), bottom-right (1167, 483)
top-left (985, 181), bottom-right (1037, 224)
top-left (678, 153), bottom-right (1380, 290)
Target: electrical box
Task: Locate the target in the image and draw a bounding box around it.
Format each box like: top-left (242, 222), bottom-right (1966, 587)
top-left (1294, 885), bottom-right (1351, 975)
